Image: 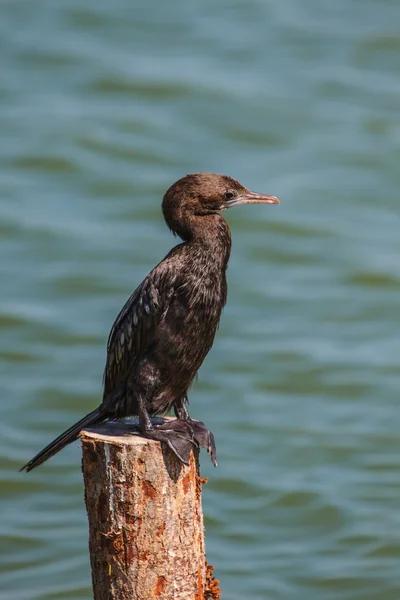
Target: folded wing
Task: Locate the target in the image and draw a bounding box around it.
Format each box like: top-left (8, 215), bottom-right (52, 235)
top-left (103, 262), bottom-right (176, 397)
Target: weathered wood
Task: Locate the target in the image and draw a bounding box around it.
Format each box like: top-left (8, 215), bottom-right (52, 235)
top-left (81, 419), bottom-right (220, 600)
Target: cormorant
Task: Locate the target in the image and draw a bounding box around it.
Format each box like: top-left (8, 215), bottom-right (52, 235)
top-left (21, 173), bottom-right (279, 471)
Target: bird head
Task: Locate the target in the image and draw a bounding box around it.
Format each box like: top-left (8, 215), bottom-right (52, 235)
top-left (162, 173), bottom-right (279, 239)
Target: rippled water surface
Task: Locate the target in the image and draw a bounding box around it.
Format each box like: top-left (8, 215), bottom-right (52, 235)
top-left (1, 1), bottom-right (400, 599)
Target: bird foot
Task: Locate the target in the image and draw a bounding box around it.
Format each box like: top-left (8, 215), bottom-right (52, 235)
top-left (143, 419), bottom-right (197, 466)
top-left (185, 419), bottom-right (217, 467)
top-left (143, 419), bottom-right (217, 467)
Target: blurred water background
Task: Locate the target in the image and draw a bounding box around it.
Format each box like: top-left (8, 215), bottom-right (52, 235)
top-left (1, 0), bottom-right (400, 598)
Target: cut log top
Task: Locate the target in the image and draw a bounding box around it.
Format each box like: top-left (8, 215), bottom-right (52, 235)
top-left (81, 417), bottom-right (173, 446)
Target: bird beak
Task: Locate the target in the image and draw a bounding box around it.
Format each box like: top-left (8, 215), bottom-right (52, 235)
top-left (224, 191), bottom-right (280, 208)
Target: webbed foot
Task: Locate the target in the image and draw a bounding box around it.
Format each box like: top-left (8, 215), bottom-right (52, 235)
top-left (185, 419), bottom-right (217, 467)
top-left (143, 419), bottom-right (197, 465)
top-left (174, 401), bottom-right (218, 467)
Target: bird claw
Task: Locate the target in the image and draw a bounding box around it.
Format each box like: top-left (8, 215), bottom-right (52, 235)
top-left (143, 420), bottom-right (197, 465)
top-left (144, 419), bottom-right (217, 467)
top-left (159, 418), bottom-right (217, 467)
top-left (186, 419), bottom-right (217, 467)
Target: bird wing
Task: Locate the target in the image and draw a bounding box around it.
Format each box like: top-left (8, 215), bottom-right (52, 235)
top-left (103, 259), bottom-right (177, 396)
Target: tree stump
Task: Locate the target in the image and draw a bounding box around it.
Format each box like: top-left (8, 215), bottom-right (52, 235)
top-left (81, 419), bottom-right (220, 600)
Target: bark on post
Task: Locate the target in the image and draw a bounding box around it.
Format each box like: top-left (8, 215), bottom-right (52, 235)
top-left (80, 419), bottom-right (220, 600)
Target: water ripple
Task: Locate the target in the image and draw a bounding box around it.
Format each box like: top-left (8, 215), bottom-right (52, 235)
top-left (1, 0), bottom-right (400, 599)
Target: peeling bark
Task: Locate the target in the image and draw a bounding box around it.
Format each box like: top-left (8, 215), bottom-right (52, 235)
top-left (81, 421), bottom-right (216, 600)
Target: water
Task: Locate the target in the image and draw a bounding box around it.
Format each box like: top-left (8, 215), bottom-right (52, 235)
top-left (1, 1), bottom-right (400, 598)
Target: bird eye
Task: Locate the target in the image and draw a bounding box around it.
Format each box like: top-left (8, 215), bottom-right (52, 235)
top-left (224, 191), bottom-right (234, 200)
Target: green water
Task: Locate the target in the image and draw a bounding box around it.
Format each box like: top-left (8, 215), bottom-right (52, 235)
top-left (1, 1), bottom-right (400, 598)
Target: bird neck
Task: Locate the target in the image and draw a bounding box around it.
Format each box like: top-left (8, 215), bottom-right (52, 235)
top-left (186, 214), bottom-right (232, 266)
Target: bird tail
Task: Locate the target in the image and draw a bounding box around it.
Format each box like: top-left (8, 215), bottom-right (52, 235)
top-left (20, 407), bottom-right (104, 472)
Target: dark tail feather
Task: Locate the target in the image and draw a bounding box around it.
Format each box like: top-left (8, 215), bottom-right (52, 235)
top-left (20, 407), bottom-right (104, 472)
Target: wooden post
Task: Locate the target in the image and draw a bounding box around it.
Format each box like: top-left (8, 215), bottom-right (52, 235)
top-left (81, 419), bottom-right (220, 600)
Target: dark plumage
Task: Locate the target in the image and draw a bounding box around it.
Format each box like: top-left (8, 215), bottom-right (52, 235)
top-left (21, 173), bottom-right (279, 471)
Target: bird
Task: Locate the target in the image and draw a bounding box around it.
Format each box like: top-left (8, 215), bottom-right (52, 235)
top-left (21, 173), bottom-right (279, 472)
